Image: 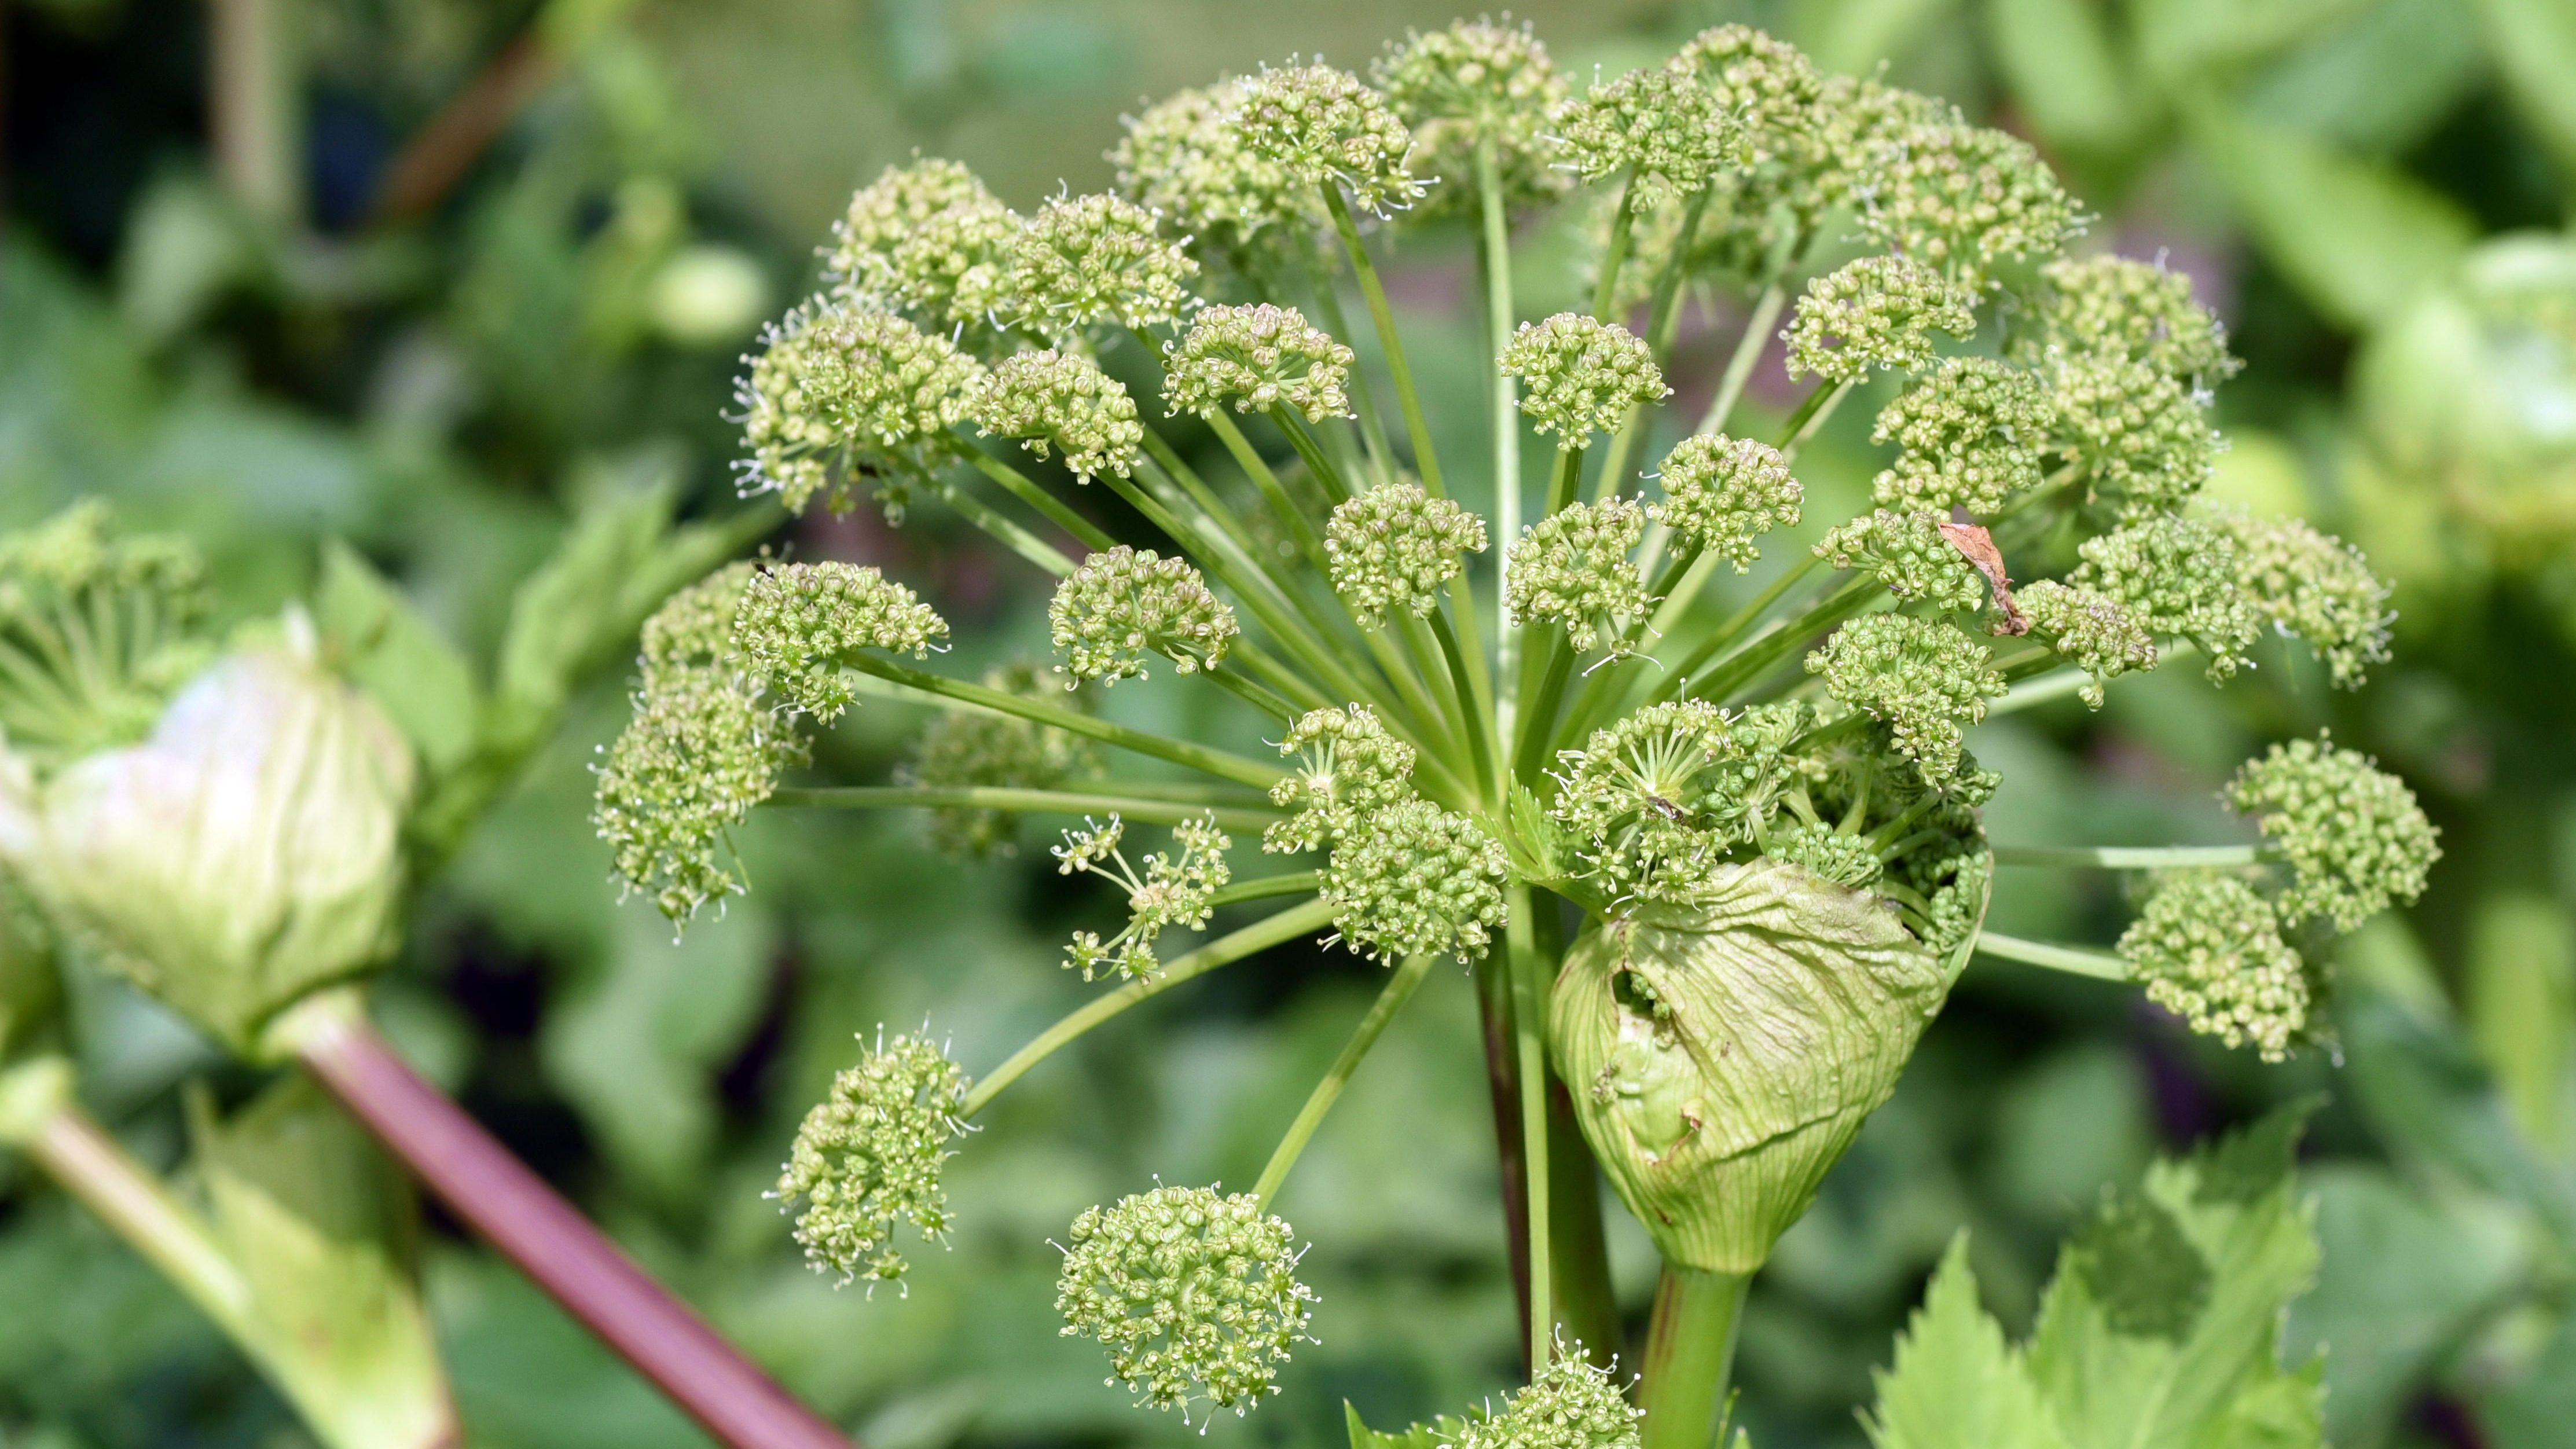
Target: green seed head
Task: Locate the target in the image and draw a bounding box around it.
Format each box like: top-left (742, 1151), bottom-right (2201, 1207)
top-left (1006, 192), bottom-right (1200, 334)
top-left (1805, 614), bottom-right (2005, 783)
top-left (732, 562), bottom-right (949, 722)
top-left (2016, 579), bottom-right (2156, 707)
top-left (1234, 64), bottom-right (1425, 216)
top-left (1324, 798), bottom-right (1510, 962)
top-left (1650, 434), bottom-right (1801, 571)
top-left (1870, 356), bottom-right (2055, 516)
top-left (1550, 700), bottom-right (1807, 907)
top-left (1505, 497), bottom-right (1650, 649)
top-left (1551, 63), bottom-right (1744, 211)
top-left (824, 157), bottom-right (1020, 329)
top-left (1049, 546), bottom-right (1239, 684)
top-left (775, 1030), bottom-right (969, 1285)
top-left (2214, 509), bottom-right (2392, 689)
top-left (1455, 1348), bottom-right (1643, 1449)
top-left (1162, 303), bottom-right (1355, 422)
top-left (1373, 18), bottom-right (1570, 215)
top-left (1326, 482), bottom-right (1489, 627)
top-left (975, 349), bottom-right (1147, 481)
top-left (1672, 24), bottom-right (1824, 164)
top-left (2226, 734), bottom-right (2439, 933)
top-left (1784, 255), bottom-right (1977, 383)
top-left (2069, 515), bottom-right (2261, 682)
top-left (1502, 313), bottom-right (1671, 445)
top-left (736, 305), bottom-right (986, 518)
top-left (2118, 874), bottom-right (2309, 1062)
top-left (1267, 704), bottom-right (1419, 854)
top-left (2017, 254), bottom-right (2239, 387)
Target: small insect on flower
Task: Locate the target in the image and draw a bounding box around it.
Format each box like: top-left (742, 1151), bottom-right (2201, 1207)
top-left (775, 1030), bottom-right (970, 1286)
top-left (1650, 434), bottom-right (1801, 572)
top-left (1326, 482), bottom-right (1489, 628)
top-left (1266, 704), bottom-right (1419, 854)
top-left (1324, 799), bottom-right (1510, 962)
top-left (2225, 733), bottom-right (2439, 933)
top-left (974, 349), bottom-right (1147, 482)
top-left (1006, 192), bottom-right (1201, 334)
top-left (2118, 874), bottom-right (2310, 1062)
top-left (1048, 545), bottom-right (1240, 685)
top-left (1161, 303), bottom-right (1355, 422)
top-left (1051, 812), bottom-right (1233, 981)
top-left (732, 562), bottom-right (950, 721)
top-left (1815, 510), bottom-right (1991, 616)
top-left (1551, 63), bottom-right (1744, 211)
top-left (1502, 313), bottom-right (1671, 446)
top-left (1870, 356), bottom-right (2055, 516)
top-left (1055, 1184), bottom-right (1316, 1419)
top-left (1232, 64), bottom-right (1426, 216)
top-left (1784, 255), bottom-right (1978, 384)
top-left (1506, 497), bottom-right (1651, 651)
top-left (1806, 614), bottom-right (2006, 784)
top-left (1454, 1344), bottom-right (1643, 1449)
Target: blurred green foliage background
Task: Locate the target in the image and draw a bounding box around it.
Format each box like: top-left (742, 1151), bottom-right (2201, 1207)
top-left (3, 1), bottom-right (2575, 1447)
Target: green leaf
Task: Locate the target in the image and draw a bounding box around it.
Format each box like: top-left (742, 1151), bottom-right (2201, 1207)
top-left (1865, 1236), bottom-right (2067, 1449)
top-left (2070, 1189), bottom-right (2210, 1340)
top-left (2180, 98), bottom-right (2476, 329)
top-left (2241, 0), bottom-right (2486, 156)
top-left (1982, 0), bottom-right (2153, 163)
top-left (314, 540), bottom-right (482, 780)
top-left (2132, 0), bottom-right (2372, 83)
top-left (2472, 0), bottom-right (2576, 185)
top-left (1346, 1400), bottom-right (1476, 1449)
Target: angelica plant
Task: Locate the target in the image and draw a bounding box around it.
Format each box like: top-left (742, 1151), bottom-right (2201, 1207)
top-left (594, 19), bottom-right (2436, 1444)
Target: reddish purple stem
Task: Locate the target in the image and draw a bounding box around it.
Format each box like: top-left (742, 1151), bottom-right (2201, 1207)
top-left (295, 1012), bottom-right (854, 1449)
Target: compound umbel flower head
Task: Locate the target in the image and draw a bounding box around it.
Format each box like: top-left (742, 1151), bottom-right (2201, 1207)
top-left (1372, 18), bottom-right (1569, 215)
top-left (732, 561), bottom-right (949, 721)
top-left (1650, 434), bottom-right (1801, 572)
top-left (1326, 480), bottom-right (1489, 627)
top-left (1233, 63), bottom-right (1426, 216)
top-left (1265, 703), bottom-right (1418, 853)
top-left (1502, 313), bottom-right (1671, 446)
top-left (736, 305), bottom-right (986, 518)
top-left (1114, 78), bottom-right (1327, 271)
top-left (1784, 254), bottom-right (1977, 384)
top-left (1006, 192), bottom-right (1201, 334)
top-left (2118, 873), bottom-right (2310, 1063)
top-left (1870, 356), bottom-right (2054, 516)
top-left (1551, 63), bottom-right (1744, 211)
top-left (1049, 545), bottom-right (1239, 685)
top-left (2225, 733), bottom-right (2438, 933)
top-left (1324, 798), bottom-right (1509, 962)
top-left (825, 157), bottom-right (1019, 329)
top-left (1506, 496), bottom-right (1650, 651)
top-left (974, 349), bottom-right (1147, 482)
top-left (775, 1029), bottom-right (970, 1286)
top-left (1055, 1184), bottom-right (1317, 1419)
top-left (1454, 1344), bottom-right (1642, 1449)
top-left (1806, 613), bottom-right (2005, 784)
top-left (1161, 303), bottom-right (1355, 422)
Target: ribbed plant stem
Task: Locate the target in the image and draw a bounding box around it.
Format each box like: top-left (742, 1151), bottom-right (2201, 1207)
top-left (1639, 1265), bottom-right (1751, 1449)
top-left (1251, 951), bottom-right (1436, 1208)
top-left (271, 996), bottom-right (854, 1449)
top-left (1478, 140), bottom-right (1526, 773)
top-left (1504, 884), bottom-right (1553, 1374)
top-left (1326, 186), bottom-right (1446, 498)
top-left (1973, 931), bottom-right (2132, 981)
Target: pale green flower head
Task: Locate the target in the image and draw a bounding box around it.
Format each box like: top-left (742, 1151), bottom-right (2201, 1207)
top-left (1814, 76), bottom-right (1957, 210)
top-left (824, 157), bottom-right (1019, 328)
top-left (1372, 18), bottom-right (1569, 214)
top-left (1856, 120), bottom-right (2078, 289)
top-left (1805, 614), bottom-right (2004, 783)
top-left (2017, 253), bottom-right (2239, 387)
top-left (1049, 545), bottom-right (1239, 684)
top-left (736, 304), bottom-right (987, 518)
top-left (2069, 515), bottom-right (2261, 681)
top-left (2050, 355), bottom-right (2218, 520)
top-left (1266, 703), bottom-right (1418, 854)
top-left (1326, 481), bottom-right (1489, 627)
top-left (1053, 812), bottom-right (1232, 981)
top-left (1505, 496), bottom-right (1649, 649)
top-left (1113, 79), bottom-right (1327, 270)
top-left (732, 562), bottom-right (949, 721)
top-left (1551, 63), bottom-right (1743, 211)
top-left (1454, 1348), bottom-right (1642, 1449)
top-left (1324, 798), bottom-right (1510, 962)
top-left (1162, 303), bottom-right (1354, 421)
top-left (1502, 314), bottom-right (1670, 446)
top-left (775, 1030), bottom-right (968, 1285)
top-left (1056, 1184), bottom-right (1316, 1418)
top-left (1006, 192), bottom-right (1199, 333)
top-left (900, 662), bottom-right (1099, 858)
top-left (1651, 434), bottom-right (1801, 571)
top-left (2119, 873), bottom-right (2308, 1062)
top-left (1671, 24), bottom-right (1823, 166)
top-left (1764, 817), bottom-right (1884, 890)
top-left (974, 349), bottom-right (1146, 480)
top-left (1234, 64), bottom-right (1426, 216)
top-left (1870, 357), bottom-right (2055, 516)
top-left (1815, 511), bottom-right (1988, 615)
top-left (2212, 509), bottom-right (2392, 689)
top-left (2226, 734), bottom-right (2438, 933)
top-left (0, 502), bottom-right (212, 771)
top-left (1784, 255), bottom-right (1977, 384)
top-left (1550, 700), bottom-right (1806, 907)
top-left (2016, 579), bottom-right (2155, 707)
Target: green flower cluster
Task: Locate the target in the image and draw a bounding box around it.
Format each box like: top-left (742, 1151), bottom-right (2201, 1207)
top-left (1501, 314), bottom-right (1670, 445)
top-left (1052, 813), bottom-right (1234, 981)
top-left (2015, 254), bottom-right (2239, 387)
top-left (2118, 874), bottom-right (2309, 1062)
top-left (1055, 1185), bottom-right (1316, 1418)
top-left (1454, 1349), bottom-right (1642, 1449)
top-left (1373, 18), bottom-right (1568, 214)
top-left (975, 349), bottom-right (1146, 480)
top-left (0, 502), bottom-right (212, 768)
top-left (1007, 192), bottom-right (1199, 333)
top-left (1855, 120), bottom-right (2078, 289)
top-left (736, 305), bottom-right (985, 517)
top-left (1235, 64), bottom-right (1425, 215)
top-left (1161, 303), bottom-right (1354, 421)
top-left (2047, 355), bottom-right (2217, 519)
top-left (1326, 482), bottom-right (1488, 626)
top-left (1505, 497), bottom-right (1650, 649)
top-left (2015, 581), bottom-right (2155, 707)
top-left (898, 662), bottom-right (1099, 857)
top-left (1650, 434), bottom-right (1801, 571)
top-left (2226, 735), bottom-right (2438, 932)
top-left (1815, 510), bottom-right (1990, 615)
top-left (2068, 515), bottom-right (2262, 681)
top-left (1113, 79), bottom-right (1324, 272)
top-left (1324, 798), bottom-right (1509, 961)
top-left (774, 1031), bottom-right (969, 1284)
top-left (732, 562), bottom-right (950, 721)
top-left (1049, 546), bottom-right (1239, 684)
top-left (825, 157), bottom-right (1019, 330)
top-left (1805, 614), bottom-right (2005, 783)
top-left (1548, 700), bottom-right (1800, 905)
top-left (2217, 509), bottom-right (2394, 689)
top-left (1265, 705), bottom-right (1419, 854)
top-left (1870, 357), bottom-right (2054, 515)
top-left (1552, 63), bottom-right (1741, 211)
top-left (1784, 255), bottom-right (1977, 383)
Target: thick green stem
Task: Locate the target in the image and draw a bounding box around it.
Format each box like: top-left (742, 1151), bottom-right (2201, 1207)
top-left (1514, 639), bottom-right (1579, 782)
top-left (1543, 445), bottom-right (1586, 519)
top-left (1250, 951), bottom-right (1437, 1208)
top-left (916, 471), bottom-right (1076, 577)
top-left (843, 656), bottom-right (1283, 788)
top-left (1639, 1266), bottom-right (1751, 1449)
top-left (1694, 284), bottom-right (1788, 438)
top-left (1973, 931), bottom-right (2131, 981)
top-left (1588, 172), bottom-right (1640, 323)
top-left (957, 445), bottom-right (1117, 552)
top-left (1478, 142), bottom-right (1528, 778)
top-left (1504, 884), bottom-right (1553, 1374)
top-left (1206, 410), bottom-right (1333, 575)
top-left (1326, 186), bottom-right (1447, 498)
top-left (766, 786), bottom-right (1283, 834)
top-left (1991, 843), bottom-right (2263, 870)
top-left (1773, 377), bottom-right (1851, 460)
top-left (962, 898), bottom-right (1336, 1117)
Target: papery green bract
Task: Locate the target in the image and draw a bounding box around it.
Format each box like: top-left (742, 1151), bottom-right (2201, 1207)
top-left (736, 305), bottom-right (986, 518)
top-left (1506, 497), bottom-right (1650, 648)
top-left (2069, 515), bottom-right (2261, 681)
top-left (1326, 482), bottom-right (1488, 626)
top-left (1652, 435), bottom-right (1801, 571)
top-left (1855, 121), bottom-right (2077, 290)
top-left (1785, 256), bottom-right (1977, 384)
top-left (775, 1030), bottom-right (968, 1285)
top-left (1324, 798), bottom-right (1509, 962)
top-left (1806, 615), bottom-right (2005, 783)
top-left (1872, 357), bottom-right (2056, 516)
top-left (731, 562), bottom-right (949, 721)
top-left (2048, 355), bottom-right (2218, 520)
top-left (1056, 1184), bottom-right (1316, 1418)
top-left (1552, 64), bottom-right (1742, 212)
top-left (2214, 510), bottom-right (2392, 689)
top-left (824, 157), bottom-right (1019, 330)
top-left (1049, 545), bottom-right (1238, 684)
top-left (0, 502), bottom-right (214, 770)
top-left (1162, 303), bottom-right (1354, 421)
top-left (1234, 64), bottom-right (1425, 216)
top-left (2016, 581), bottom-right (2155, 707)
top-left (2225, 735), bottom-right (2438, 933)
top-left (1007, 192), bottom-right (1199, 333)
top-left (1817, 511), bottom-right (1990, 615)
top-left (900, 662), bottom-right (1099, 858)
top-left (975, 349), bottom-right (1147, 480)
top-left (2118, 873), bottom-right (2309, 1062)
top-left (1266, 704), bottom-right (1418, 854)
top-left (1550, 862), bottom-right (1950, 1273)
top-left (1502, 314), bottom-right (1670, 445)
top-left (1114, 79), bottom-right (1327, 272)
top-left (1454, 1351), bottom-right (1643, 1449)
top-left (2016, 254), bottom-right (2239, 388)
top-left (1373, 18), bottom-right (1569, 215)
top-left (13, 648), bottom-right (414, 1052)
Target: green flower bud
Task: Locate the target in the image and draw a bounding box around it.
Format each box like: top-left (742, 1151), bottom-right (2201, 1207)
top-left (2212, 509), bottom-right (2392, 689)
top-left (824, 157), bottom-right (1019, 329)
top-left (732, 562), bottom-right (949, 721)
top-left (1326, 482), bottom-right (1489, 627)
top-left (12, 647), bottom-right (413, 1052)
top-left (736, 304), bottom-right (986, 518)
top-left (1671, 25), bottom-right (1823, 166)
top-left (1266, 704), bottom-right (1418, 854)
top-left (1813, 77), bottom-right (1958, 211)
top-left (2068, 515), bottom-right (2261, 682)
top-left (1162, 303), bottom-right (1355, 422)
top-left (1454, 1349), bottom-right (1642, 1449)
top-left (1784, 255), bottom-right (1977, 384)
top-left (1055, 1184), bottom-right (1316, 1419)
top-left (1505, 497), bottom-right (1650, 650)
top-left (2225, 734), bottom-right (2438, 933)
top-left (1870, 357), bottom-right (2055, 516)
top-left (899, 662), bottom-right (1100, 858)
top-left (1805, 614), bottom-right (2004, 783)
top-left (1235, 64), bottom-right (1425, 216)
top-left (1763, 817), bottom-right (1885, 890)
top-left (1550, 860), bottom-right (1951, 1272)
top-left (1502, 314), bottom-right (1671, 445)
top-left (2117, 873), bottom-right (2309, 1062)
top-left (1052, 812), bottom-right (1232, 981)
top-left (1854, 121), bottom-right (2076, 290)
top-left (1372, 19), bottom-right (1570, 217)
top-left (1114, 79), bottom-right (1326, 272)
top-left (0, 502), bottom-right (214, 770)
top-left (1006, 192), bottom-right (1199, 333)
top-left (1549, 700), bottom-right (1806, 907)
top-left (1650, 435), bottom-right (1801, 571)
top-left (1815, 510), bottom-right (1989, 615)
top-left (2015, 579), bottom-right (2156, 707)
top-left (2014, 254), bottom-right (2239, 388)
top-left (1551, 64), bottom-right (1743, 212)
top-left (1324, 798), bottom-right (1509, 962)
top-left (775, 1029), bottom-right (968, 1285)
top-left (2049, 355), bottom-right (2218, 520)
top-left (1049, 546), bottom-right (1239, 684)
top-left (974, 349), bottom-right (1146, 480)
